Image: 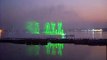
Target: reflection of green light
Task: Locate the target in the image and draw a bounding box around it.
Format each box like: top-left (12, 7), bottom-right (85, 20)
top-left (45, 43), bottom-right (64, 56)
top-left (27, 45), bottom-right (40, 56)
top-left (26, 21), bottom-right (40, 34)
top-left (34, 45), bottom-right (40, 55)
top-left (26, 43), bottom-right (64, 56)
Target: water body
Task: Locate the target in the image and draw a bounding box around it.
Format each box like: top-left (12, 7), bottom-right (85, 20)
top-left (0, 43), bottom-right (106, 60)
top-left (0, 32), bottom-right (107, 60)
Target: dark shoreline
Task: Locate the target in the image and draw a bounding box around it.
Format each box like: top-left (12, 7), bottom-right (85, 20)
top-left (0, 38), bottom-right (107, 46)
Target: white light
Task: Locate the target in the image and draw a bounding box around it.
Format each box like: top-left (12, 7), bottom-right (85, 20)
top-left (0, 29), bottom-right (2, 32)
top-left (91, 29), bottom-right (103, 32)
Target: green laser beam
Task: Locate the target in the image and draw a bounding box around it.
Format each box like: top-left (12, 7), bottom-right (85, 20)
top-left (26, 21), bottom-right (40, 34)
top-left (26, 21), bottom-right (65, 38)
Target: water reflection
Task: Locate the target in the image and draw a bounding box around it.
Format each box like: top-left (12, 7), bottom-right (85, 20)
top-left (91, 31), bottom-right (103, 39)
top-left (27, 45), bottom-right (40, 56)
top-left (45, 43), bottom-right (64, 56)
top-left (0, 43), bottom-right (106, 60)
top-left (27, 43), bottom-right (64, 56)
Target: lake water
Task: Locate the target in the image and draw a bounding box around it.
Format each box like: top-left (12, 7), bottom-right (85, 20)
top-left (0, 43), bottom-right (106, 60)
top-left (0, 32), bottom-right (107, 60)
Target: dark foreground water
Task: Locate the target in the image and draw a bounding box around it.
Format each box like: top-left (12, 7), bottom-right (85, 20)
top-left (0, 43), bottom-right (106, 60)
top-left (0, 32), bottom-right (107, 60)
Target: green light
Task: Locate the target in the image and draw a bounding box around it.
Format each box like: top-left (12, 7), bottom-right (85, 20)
top-left (26, 21), bottom-right (65, 38)
top-left (44, 22), bottom-right (51, 34)
top-left (45, 43), bottom-right (64, 56)
top-left (58, 22), bottom-right (62, 34)
top-left (26, 21), bottom-right (40, 34)
top-left (61, 33), bottom-right (66, 39)
top-left (51, 22), bottom-right (56, 34)
top-left (44, 22), bottom-right (65, 37)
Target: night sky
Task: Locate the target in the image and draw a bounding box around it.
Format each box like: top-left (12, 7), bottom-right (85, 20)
top-left (0, 0), bottom-right (107, 37)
